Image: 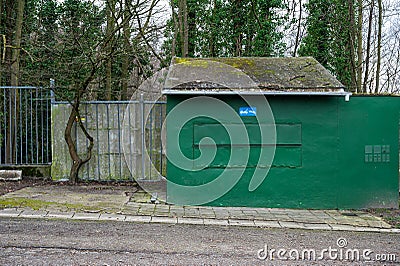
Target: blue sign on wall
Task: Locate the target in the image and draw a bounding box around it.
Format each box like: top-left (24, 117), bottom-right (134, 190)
top-left (239, 107), bottom-right (257, 116)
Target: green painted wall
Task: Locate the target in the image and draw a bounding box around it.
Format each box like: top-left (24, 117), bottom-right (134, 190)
top-left (166, 95), bottom-right (399, 209)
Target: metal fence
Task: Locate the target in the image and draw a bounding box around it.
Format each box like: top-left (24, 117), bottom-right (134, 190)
top-left (0, 85), bottom-right (166, 181)
top-left (0, 86), bottom-right (52, 166)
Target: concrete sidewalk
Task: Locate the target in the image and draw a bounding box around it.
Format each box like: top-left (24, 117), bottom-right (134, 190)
top-left (0, 185), bottom-right (398, 233)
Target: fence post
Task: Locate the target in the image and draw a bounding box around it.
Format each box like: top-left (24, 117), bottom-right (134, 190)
top-left (50, 79), bottom-right (55, 104)
top-left (140, 93), bottom-right (146, 180)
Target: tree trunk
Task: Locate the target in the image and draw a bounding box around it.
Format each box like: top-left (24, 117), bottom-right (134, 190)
top-left (187, 5), bottom-right (195, 57)
top-left (10, 0), bottom-right (24, 87)
top-left (65, 100), bottom-right (80, 183)
top-left (293, 0), bottom-right (302, 57)
top-left (356, 0), bottom-right (363, 93)
top-left (64, 94), bottom-right (94, 183)
top-left (171, 1), bottom-right (178, 57)
top-left (348, 0), bottom-right (357, 92)
top-left (182, 0), bottom-right (188, 57)
top-left (0, 0), bottom-right (3, 85)
top-left (375, 0), bottom-right (382, 93)
top-left (6, 0), bottom-right (24, 163)
top-left (363, 0), bottom-right (374, 93)
top-left (105, 0), bottom-right (115, 100)
top-left (121, 0), bottom-right (131, 100)
top-left (209, 0), bottom-right (216, 57)
top-left (233, 0), bottom-right (243, 56)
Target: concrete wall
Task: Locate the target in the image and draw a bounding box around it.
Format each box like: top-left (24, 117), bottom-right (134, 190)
top-left (51, 102), bottom-right (165, 181)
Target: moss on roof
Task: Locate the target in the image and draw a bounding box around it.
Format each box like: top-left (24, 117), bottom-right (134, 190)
top-left (165, 57), bottom-right (345, 92)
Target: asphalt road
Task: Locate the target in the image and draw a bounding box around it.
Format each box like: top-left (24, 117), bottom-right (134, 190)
top-left (0, 218), bottom-right (399, 265)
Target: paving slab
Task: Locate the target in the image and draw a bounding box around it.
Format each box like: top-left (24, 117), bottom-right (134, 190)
top-left (183, 207), bottom-right (200, 217)
top-left (303, 223), bottom-right (332, 230)
top-left (137, 205), bottom-right (155, 215)
top-left (99, 213), bottom-right (126, 221)
top-left (198, 209), bottom-right (216, 218)
top-left (169, 206), bottom-right (185, 217)
top-left (120, 206), bottom-right (140, 216)
top-left (329, 224), bottom-right (359, 231)
top-left (254, 220), bottom-right (281, 228)
top-left (72, 212), bottom-right (100, 220)
top-left (19, 209), bottom-right (48, 218)
top-left (46, 211), bottom-right (75, 219)
top-left (0, 208), bottom-right (22, 217)
top-left (203, 218), bottom-right (229, 226)
top-left (228, 219), bottom-right (255, 227)
top-left (272, 215), bottom-right (294, 222)
top-left (125, 215), bottom-right (151, 223)
top-left (151, 216), bottom-right (177, 224)
top-left (214, 211), bottom-right (230, 219)
top-left (153, 205), bottom-right (171, 217)
top-left (253, 214), bottom-right (276, 220)
top-left (178, 217), bottom-right (204, 225)
top-left (279, 221), bottom-right (307, 230)
top-left (154, 205), bottom-right (170, 212)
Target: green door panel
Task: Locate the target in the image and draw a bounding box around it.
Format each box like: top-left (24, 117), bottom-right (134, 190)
top-left (193, 123), bottom-right (302, 168)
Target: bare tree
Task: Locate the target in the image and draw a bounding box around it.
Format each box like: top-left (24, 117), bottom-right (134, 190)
top-left (375, 0), bottom-right (382, 93)
top-left (363, 0), bottom-right (374, 93)
top-left (357, 0), bottom-right (363, 92)
top-left (59, 0), bottom-right (166, 183)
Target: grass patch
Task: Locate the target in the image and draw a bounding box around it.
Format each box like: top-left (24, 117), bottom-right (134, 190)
top-left (385, 216), bottom-right (400, 229)
top-left (0, 198), bottom-right (56, 210)
top-left (0, 197), bottom-right (106, 212)
top-left (369, 199), bottom-right (400, 228)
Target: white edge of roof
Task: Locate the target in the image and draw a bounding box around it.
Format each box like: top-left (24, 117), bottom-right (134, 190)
top-left (162, 89), bottom-right (352, 96)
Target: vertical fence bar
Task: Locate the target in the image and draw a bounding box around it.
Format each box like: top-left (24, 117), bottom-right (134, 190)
top-left (3, 88), bottom-right (7, 164)
top-left (117, 103), bottom-right (122, 179)
top-left (49, 80), bottom-right (55, 164)
top-left (46, 89), bottom-right (50, 163)
top-left (40, 89), bottom-right (44, 164)
top-left (19, 88), bottom-right (22, 164)
top-left (0, 89), bottom-right (3, 164)
top-left (96, 103), bottom-right (100, 180)
top-left (128, 103), bottom-right (133, 181)
top-left (140, 94), bottom-right (145, 180)
top-left (7, 89), bottom-right (11, 163)
top-left (7, 89), bottom-right (13, 163)
top-left (30, 90), bottom-right (33, 164)
top-left (160, 104), bottom-right (163, 176)
top-left (74, 112), bottom-right (78, 169)
top-left (0, 89), bottom-right (2, 164)
top-left (25, 91), bottom-right (28, 164)
top-left (35, 89), bottom-right (39, 164)
top-left (5, 88), bottom-right (8, 164)
top-left (4, 89), bottom-right (7, 164)
top-left (149, 107), bottom-right (153, 179)
top-left (106, 103), bottom-right (111, 179)
top-left (4, 89), bottom-right (6, 163)
top-left (85, 104), bottom-right (89, 179)
top-left (14, 88), bottom-right (17, 163)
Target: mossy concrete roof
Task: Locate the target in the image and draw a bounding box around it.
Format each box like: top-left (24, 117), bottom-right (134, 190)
top-left (163, 57), bottom-right (346, 95)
